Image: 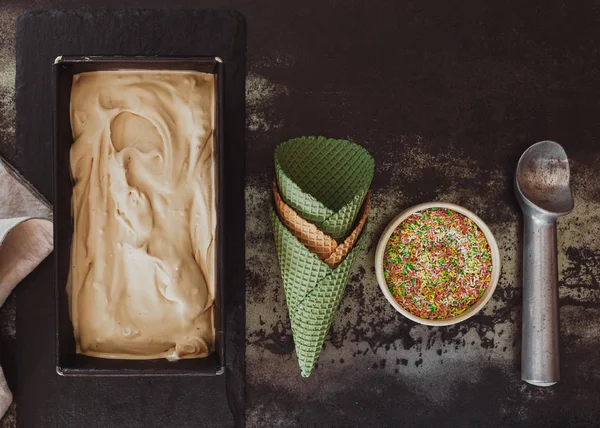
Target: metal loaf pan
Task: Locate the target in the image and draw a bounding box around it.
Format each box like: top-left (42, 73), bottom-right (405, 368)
top-left (54, 56), bottom-right (225, 376)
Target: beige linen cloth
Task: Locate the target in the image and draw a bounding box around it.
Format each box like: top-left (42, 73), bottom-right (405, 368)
top-left (0, 161), bottom-right (53, 419)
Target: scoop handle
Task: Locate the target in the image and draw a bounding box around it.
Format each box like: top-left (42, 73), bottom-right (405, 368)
top-left (521, 216), bottom-right (560, 386)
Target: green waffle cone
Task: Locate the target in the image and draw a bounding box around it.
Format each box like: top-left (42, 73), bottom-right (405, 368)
top-left (290, 235), bottom-right (363, 377)
top-left (271, 207), bottom-right (365, 377)
top-left (275, 136), bottom-right (374, 240)
top-left (271, 207), bottom-right (331, 309)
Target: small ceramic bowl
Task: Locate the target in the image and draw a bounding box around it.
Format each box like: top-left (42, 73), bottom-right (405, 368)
top-left (375, 202), bottom-right (501, 326)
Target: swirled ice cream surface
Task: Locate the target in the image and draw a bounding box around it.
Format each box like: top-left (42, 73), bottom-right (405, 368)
top-left (68, 70), bottom-right (215, 360)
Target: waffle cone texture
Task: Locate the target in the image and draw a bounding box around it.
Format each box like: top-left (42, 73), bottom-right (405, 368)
top-left (272, 208), bottom-right (366, 377)
top-left (274, 180), bottom-right (370, 268)
top-left (275, 136), bottom-right (374, 240)
top-left (271, 136), bottom-right (374, 377)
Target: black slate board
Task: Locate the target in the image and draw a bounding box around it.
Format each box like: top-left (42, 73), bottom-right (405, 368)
top-left (14, 9), bottom-right (246, 428)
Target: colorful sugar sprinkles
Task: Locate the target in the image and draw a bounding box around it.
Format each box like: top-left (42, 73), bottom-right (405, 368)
top-left (383, 208), bottom-right (493, 320)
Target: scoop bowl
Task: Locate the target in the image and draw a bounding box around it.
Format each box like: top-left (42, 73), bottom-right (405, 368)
top-left (516, 140), bottom-right (574, 217)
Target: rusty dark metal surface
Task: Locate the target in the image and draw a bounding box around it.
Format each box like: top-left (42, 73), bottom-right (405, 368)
top-left (1, 1), bottom-right (600, 427)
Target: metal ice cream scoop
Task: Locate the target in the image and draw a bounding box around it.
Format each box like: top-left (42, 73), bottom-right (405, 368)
top-left (515, 141), bottom-right (574, 387)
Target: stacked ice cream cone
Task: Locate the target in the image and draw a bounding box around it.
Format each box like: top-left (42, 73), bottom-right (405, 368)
top-left (271, 136), bottom-right (374, 377)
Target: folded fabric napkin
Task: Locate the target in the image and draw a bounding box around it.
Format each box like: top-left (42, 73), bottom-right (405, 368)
top-left (0, 162), bottom-right (52, 420)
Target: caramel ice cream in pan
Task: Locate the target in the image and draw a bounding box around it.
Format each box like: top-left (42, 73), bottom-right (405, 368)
top-left (68, 70), bottom-right (216, 360)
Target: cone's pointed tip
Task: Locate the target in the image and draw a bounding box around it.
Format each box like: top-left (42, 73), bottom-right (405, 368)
top-left (300, 369), bottom-right (312, 377)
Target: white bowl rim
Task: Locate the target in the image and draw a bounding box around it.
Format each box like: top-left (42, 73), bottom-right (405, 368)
top-left (374, 202), bottom-right (501, 326)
